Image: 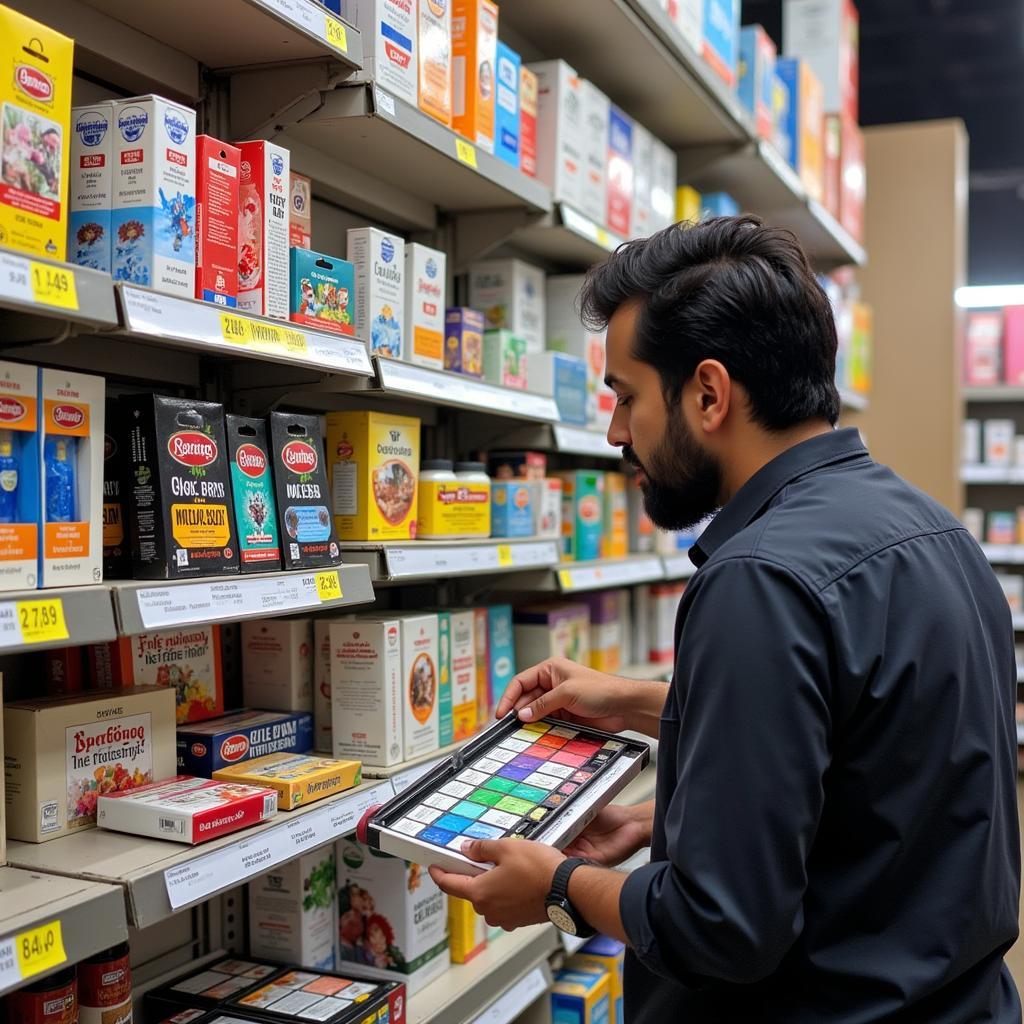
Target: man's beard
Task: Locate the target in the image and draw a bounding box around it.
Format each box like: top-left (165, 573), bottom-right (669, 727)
top-left (623, 414), bottom-right (722, 531)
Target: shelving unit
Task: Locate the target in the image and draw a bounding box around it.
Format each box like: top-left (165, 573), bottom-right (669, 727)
top-left (0, 585), bottom-right (117, 655)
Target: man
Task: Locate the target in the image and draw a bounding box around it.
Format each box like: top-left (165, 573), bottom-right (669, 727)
top-left (429, 216), bottom-right (1021, 1021)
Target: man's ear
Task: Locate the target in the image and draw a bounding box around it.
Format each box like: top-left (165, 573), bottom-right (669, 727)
top-left (693, 359), bottom-right (731, 434)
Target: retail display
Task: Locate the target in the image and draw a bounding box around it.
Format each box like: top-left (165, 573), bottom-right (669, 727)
top-left (213, 753), bottom-right (362, 810)
top-left (571, 936), bottom-right (626, 1024)
top-left (226, 414), bottom-right (282, 573)
top-left (418, 0), bottom-right (452, 126)
top-left (289, 248), bottom-right (355, 336)
top-left (739, 26), bottom-right (777, 140)
top-left (69, 102), bottom-right (114, 273)
top-left (469, 258), bottom-right (545, 354)
top-left (452, 0), bottom-right (499, 152)
top-left (195, 136), bottom-right (240, 307)
top-left (403, 243), bottom-right (446, 370)
top-left (444, 307), bottom-right (485, 377)
top-left (242, 618), bottom-right (314, 712)
top-left (288, 172), bottom-right (312, 249)
top-left (399, 613), bottom-right (440, 759)
top-left (416, 459), bottom-right (491, 539)
top-left (550, 963), bottom-right (611, 1024)
top-left (177, 710), bottom-right (315, 776)
top-left (145, 957), bottom-right (281, 1015)
top-left (556, 470), bottom-right (605, 562)
top-left (482, 330), bottom-right (528, 389)
top-left (495, 42), bottom-right (521, 167)
top-left (490, 480), bottom-right (533, 538)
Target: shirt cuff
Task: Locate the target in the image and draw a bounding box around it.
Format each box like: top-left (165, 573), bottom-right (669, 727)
top-left (620, 859), bottom-right (671, 977)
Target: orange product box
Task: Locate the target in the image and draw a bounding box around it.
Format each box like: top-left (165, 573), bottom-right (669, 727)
top-left (519, 65), bottom-right (538, 178)
top-left (0, 360), bottom-right (40, 591)
top-left (451, 0), bottom-right (498, 153)
top-left (839, 115), bottom-right (865, 244)
top-left (797, 62), bottom-right (824, 202)
top-left (418, 0), bottom-right (452, 126)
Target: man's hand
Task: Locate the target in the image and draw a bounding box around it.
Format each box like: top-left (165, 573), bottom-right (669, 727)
top-left (562, 802), bottom-right (654, 867)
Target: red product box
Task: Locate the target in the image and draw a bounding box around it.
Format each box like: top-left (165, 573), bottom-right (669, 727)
top-left (97, 775), bottom-right (278, 843)
top-left (966, 311), bottom-right (1004, 386)
top-left (1003, 308), bottom-right (1024, 386)
top-left (520, 66), bottom-right (538, 178)
top-left (195, 135), bottom-right (241, 308)
top-left (838, 116), bottom-right (865, 243)
top-left (45, 647), bottom-right (85, 694)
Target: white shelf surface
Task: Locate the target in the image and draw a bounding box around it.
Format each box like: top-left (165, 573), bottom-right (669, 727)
top-left (961, 465), bottom-right (1024, 484)
top-left (0, 248), bottom-right (118, 329)
top-left (0, 585), bottom-right (117, 655)
top-left (981, 544), bottom-right (1024, 565)
top-left (557, 554), bottom-right (666, 593)
top-left (552, 425), bottom-right (622, 459)
top-left (963, 387), bottom-right (1024, 402)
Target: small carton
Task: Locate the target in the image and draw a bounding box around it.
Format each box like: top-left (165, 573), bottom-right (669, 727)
top-left (242, 617), bottom-right (314, 712)
top-left (839, 115), bottom-right (865, 243)
top-left (348, 226), bottom-right (404, 358)
top-left (3, 685), bottom-right (177, 842)
top-left (69, 102), bottom-right (115, 272)
top-left (514, 603), bottom-right (591, 667)
top-left (490, 480), bottom-right (533, 537)
top-left (1004, 309), bottom-right (1024, 387)
top-left (237, 140), bottom-right (290, 320)
top-left (326, 410), bottom-right (420, 541)
top-left (0, 361), bottom-right (40, 591)
top-left (214, 752), bottom-right (361, 810)
top-left (449, 609), bottom-right (477, 741)
top-left (555, 470), bottom-right (604, 562)
top-left (482, 330), bottom-right (528, 389)
top-left (676, 184), bottom-right (701, 222)
top-left (487, 450), bottom-right (547, 480)
top-left (529, 60), bottom-right (584, 209)
top-left (984, 419), bottom-right (1015, 468)
top-left (103, 397), bottom-right (130, 579)
top-left (606, 105), bottom-right (634, 237)
top-left (329, 617), bottom-right (403, 767)
top-left (650, 138), bottom-right (677, 231)
top-left (990, 514), bottom-right (1016, 546)
top-left (631, 121), bottom-right (653, 239)
top-left (531, 477), bottom-right (563, 539)
top-left (526, 352), bottom-right (588, 426)
top-left (194, 136), bottom-right (240, 307)
top-left (398, 613), bottom-right (440, 759)
top-left (671, 0), bottom-right (703, 52)
top-left (551, 965), bottom-right (611, 1024)
top-left (469, 259), bottom-right (546, 354)
top-left (177, 709), bottom-right (315, 777)
top-left (773, 70), bottom-right (794, 166)
top-left (451, 0), bottom-right (499, 152)
top-left (602, 471), bottom-right (628, 559)
top-left (445, 307), bottom-right (485, 376)
top-left (347, 0), bottom-right (417, 105)
top-left (572, 937), bottom-right (625, 1024)
top-left (39, 367), bottom-right (104, 587)
top-left (783, 0), bottom-right (860, 122)
top-left (418, 0), bottom-right (452, 126)
top-left (494, 42), bottom-right (521, 167)
top-left (776, 58), bottom-right (824, 202)
top-left (473, 606), bottom-right (490, 722)
top-left (546, 324), bottom-right (614, 428)
top-left (739, 26), bottom-right (777, 141)
top-left (702, 0), bottom-right (740, 88)
top-left (289, 172), bottom-right (312, 249)
top-left (226, 414), bottom-right (282, 573)
top-left (250, 848), bottom-right (338, 970)
top-left (650, 581), bottom-right (685, 663)
top-left (448, 898), bottom-right (487, 964)
top-left (585, 590), bottom-right (622, 673)
top-left (268, 410), bottom-right (341, 570)
top-left (403, 243), bottom-right (446, 370)
top-left (97, 775), bottom-right (277, 844)
top-left (519, 66), bottom-right (538, 178)
top-left (486, 604), bottom-right (516, 713)
top-left (436, 610), bottom-right (453, 746)
top-left (315, 616), bottom-right (357, 753)
top-left (580, 81), bottom-right (609, 225)
top-left (289, 247), bottom-right (356, 336)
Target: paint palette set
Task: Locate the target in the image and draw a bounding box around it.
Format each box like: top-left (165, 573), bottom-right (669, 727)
top-left (363, 714), bottom-right (650, 874)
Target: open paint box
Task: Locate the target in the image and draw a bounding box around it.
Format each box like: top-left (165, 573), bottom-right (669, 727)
top-left (360, 714), bottom-right (650, 875)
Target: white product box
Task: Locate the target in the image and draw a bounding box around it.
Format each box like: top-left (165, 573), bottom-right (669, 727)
top-left (237, 141), bottom-right (290, 319)
top-left (398, 613), bottom-right (440, 759)
top-left (404, 243), bottom-right (446, 370)
top-left (531, 478), bottom-right (562, 539)
top-left (984, 419), bottom-right (1015, 468)
top-left (449, 610), bottom-right (476, 741)
top-left (783, 0), bottom-right (858, 116)
top-left (348, 226), bottom-right (405, 360)
top-left (631, 121), bottom-right (654, 238)
top-left (69, 102), bottom-right (115, 274)
top-left (962, 507), bottom-right (984, 542)
top-left (580, 81), bottom-right (609, 225)
top-left (1015, 436), bottom-right (1024, 467)
top-left (997, 573), bottom-right (1024, 616)
top-left (345, 0), bottom-right (417, 105)
top-left (528, 60), bottom-right (584, 210)
top-left (314, 619), bottom-right (334, 752)
top-left (242, 617), bottom-right (314, 713)
top-left (250, 847), bottom-right (338, 970)
top-left (468, 258), bottom-right (546, 355)
top-left (672, 0), bottom-right (703, 52)
top-left (329, 617), bottom-right (404, 767)
top-left (651, 138), bottom-right (677, 231)
top-left (112, 95), bottom-right (196, 297)
top-left (962, 419), bottom-right (981, 466)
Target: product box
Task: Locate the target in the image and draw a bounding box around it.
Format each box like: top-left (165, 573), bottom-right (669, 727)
top-left (783, 0), bottom-right (859, 122)
top-left (436, 610), bottom-right (453, 746)
top-left (495, 42), bottom-right (521, 167)
top-left (250, 847), bottom-right (338, 970)
top-left (336, 839), bottom-right (450, 994)
top-left (676, 184), bottom-right (701, 222)
top-left (290, 247), bottom-right (355, 336)
top-left (838, 115), bottom-right (865, 242)
top-left (0, 361), bottom-right (40, 591)
top-left (585, 591), bottom-right (622, 673)
top-left (606, 104), bottom-right (633, 241)
top-left (177, 709), bottom-right (314, 777)
top-left (702, 0), bottom-right (740, 88)
top-left (772, 70), bottom-right (794, 165)
top-left (1004, 308), bottom-right (1024, 387)
top-left (448, 898), bottom-right (486, 964)
top-left (39, 367), bottom-right (104, 588)
top-left (631, 121), bottom-right (653, 239)
top-left (491, 480), bottom-right (533, 537)
top-left (513, 603), bottom-right (591, 671)
top-left (326, 410), bottom-right (420, 541)
top-left (418, 0), bottom-right (452, 125)
top-left (739, 26), bottom-right (777, 140)
top-left (556, 470), bottom-right (604, 562)
top-left (482, 330), bottom-right (528, 389)
top-left (469, 259), bottom-right (546, 355)
top-left (97, 775), bottom-right (277, 844)
top-left (226, 414), bottom-right (282, 572)
top-left (242, 617), bottom-right (314, 712)
top-left (526, 352), bottom-right (587, 425)
top-left (445, 307), bottom-right (485, 377)
top-left (329, 617), bottom-right (403, 767)
top-left (776, 58), bottom-right (824, 202)
top-left (628, 476), bottom-right (656, 553)
top-left (849, 301), bottom-right (872, 394)
top-left (572, 938), bottom-right (625, 1024)
top-left (984, 419), bottom-right (1015, 467)
top-left (416, 473), bottom-right (490, 538)
top-left (194, 136), bottom-right (240, 307)
top-left (348, 226), bottom-right (404, 358)
top-left (346, 0), bottom-right (417, 104)
top-left (579, 80), bottom-right (610, 226)
top-left (315, 616), bottom-right (355, 753)
top-left (670, 0), bottom-right (703, 52)
top-left (962, 419), bottom-right (981, 467)
top-left (144, 956), bottom-right (281, 1017)
top-left (532, 477), bottom-right (563, 539)
top-left (103, 397), bottom-right (129, 579)
top-left (451, 0), bottom-right (499, 152)
top-left (519, 65), bottom-right (538, 178)
top-left (486, 604), bottom-right (515, 713)
top-left (529, 60), bottom-right (584, 209)
top-left (268, 410), bottom-right (340, 570)
top-left (650, 139), bottom-right (677, 232)
top-left (404, 243), bottom-right (446, 370)
top-left (123, 394), bottom-right (239, 579)
top-left (601, 472), bottom-right (628, 559)
top-left (237, 140), bottom-right (290, 319)
top-left (650, 581), bottom-right (685, 663)
top-left (823, 113), bottom-right (841, 217)
top-left (487, 450), bottom-right (547, 480)
top-left (472, 606), bottom-right (490, 722)
top-left (289, 171), bottom-right (312, 249)
top-left (45, 646), bottom-right (85, 695)
top-left (989, 513), bottom-right (1016, 547)
top-left (398, 613), bottom-right (439, 759)
top-left (214, 752), bottom-right (361, 810)
top-left (69, 102), bottom-right (114, 272)
top-left (701, 191), bottom-right (739, 218)
top-left (0, 8), bottom-right (73, 260)
top-left (448, 609), bottom-right (477, 741)
top-left (4, 685), bottom-right (177, 842)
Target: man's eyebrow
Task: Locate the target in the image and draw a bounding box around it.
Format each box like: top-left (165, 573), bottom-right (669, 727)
top-left (605, 373), bottom-right (625, 390)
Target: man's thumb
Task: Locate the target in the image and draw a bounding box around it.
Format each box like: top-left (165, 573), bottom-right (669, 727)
top-left (519, 684), bottom-right (571, 722)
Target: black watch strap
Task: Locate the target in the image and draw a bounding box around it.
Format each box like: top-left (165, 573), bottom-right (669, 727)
top-left (550, 857), bottom-right (594, 902)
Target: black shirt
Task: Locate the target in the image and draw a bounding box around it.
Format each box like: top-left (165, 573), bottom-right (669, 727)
top-left (620, 429), bottom-right (1022, 1022)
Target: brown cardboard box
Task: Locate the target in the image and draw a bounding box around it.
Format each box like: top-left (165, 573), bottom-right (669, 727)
top-left (4, 686), bottom-right (176, 842)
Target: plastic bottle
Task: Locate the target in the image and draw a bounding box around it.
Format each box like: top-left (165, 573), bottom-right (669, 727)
top-left (454, 461), bottom-right (492, 538)
top-left (0, 428), bottom-right (20, 523)
top-left (45, 437), bottom-right (76, 523)
top-left (416, 459), bottom-right (457, 539)
top-left (78, 942), bottom-right (132, 1024)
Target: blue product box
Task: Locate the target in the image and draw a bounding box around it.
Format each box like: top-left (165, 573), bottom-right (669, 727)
top-left (495, 42), bottom-right (521, 168)
top-left (69, 103), bottom-right (114, 274)
top-left (289, 247), bottom-right (356, 336)
top-left (738, 25), bottom-right (776, 140)
top-left (775, 58), bottom-right (801, 172)
top-left (177, 709), bottom-right (314, 776)
top-left (553, 353), bottom-right (587, 425)
top-left (445, 307), bottom-right (485, 377)
top-left (701, 192), bottom-right (740, 218)
top-left (487, 604), bottom-right (516, 711)
top-left (317, 0), bottom-right (341, 11)
top-left (491, 481), bottom-right (533, 538)
top-left (702, 0), bottom-right (740, 88)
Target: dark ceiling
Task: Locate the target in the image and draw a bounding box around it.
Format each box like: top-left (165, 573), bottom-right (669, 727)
top-left (741, 0), bottom-right (1024, 284)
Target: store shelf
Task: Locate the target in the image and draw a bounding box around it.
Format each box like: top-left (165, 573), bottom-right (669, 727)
top-left (1013, 615), bottom-right (1024, 631)
top-left (0, 249), bottom-right (118, 330)
top-left (0, 585), bottom-right (117, 655)
top-left (961, 465), bottom-right (1024, 484)
top-left (839, 388), bottom-right (870, 411)
top-left (0, 868), bottom-right (128, 996)
top-left (963, 387), bottom-right (1024, 402)
top-left (556, 554), bottom-right (666, 593)
top-left (112, 565), bottom-right (374, 634)
top-left (981, 544), bottom-right (1024, 565)
top-left (618, 662), bottom-right (673, 681)
top-left (491, 423), bottom-right (621, 460)
top-left (7, 778), bottom-right (395, 928)
top-left (661, 552), bottom-right (697, 580)
top-left (509, 204), bottom-right (626, 270)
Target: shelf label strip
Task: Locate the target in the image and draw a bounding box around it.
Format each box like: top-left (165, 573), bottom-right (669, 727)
top-left (0, 598), bottom-right (69, 648)
top-left (470, 965), bottom-right (549, 1024)
top-left (385, 541), bottom-right (559, 579)
top-left (559, 558), bottom-right (665, 592)
top-left (0, 920), bottom-right (66, 993)
top-left (0, 253), bottom-right (79, 313)
top-left (392, 754), bottom-right (449, 796)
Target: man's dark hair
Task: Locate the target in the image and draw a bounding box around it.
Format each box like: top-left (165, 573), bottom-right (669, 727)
top-left (580, 215), bottom-right (841, 429)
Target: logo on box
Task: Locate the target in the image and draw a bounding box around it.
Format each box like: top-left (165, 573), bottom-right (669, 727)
top-left (14, 64), bottom-right (53, 102)
top-left (164, 109), bottom-right (190, 145)
top-left (220, 734), bottom-right (250, 762)
top-left (118, 106), bottom-right (148, 142)
top-left (168, 431), bottom-right (218, 467)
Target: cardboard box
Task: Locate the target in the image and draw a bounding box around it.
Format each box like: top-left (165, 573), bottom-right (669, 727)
top-left (404, 243), bottom-right (446, 370)
top-left (448, 897), bottom-right (486, 964)
top-left (469, 259), bottom-right (546, 355)
top-left (418, 0), bottom-right (451, 126)
top-left (486, 604), bottom-right (515, 712)
top-left (601, 471), bottom-right (628, 559)
top-left (102, 397), bottom-right (129, 579)
top-left (482, 330), bottom-right (528, 389)
top-left (650, 138), bottom-right (677, 231)
top-left (289, 172), bottom-right (312, 249)
top-left (585, 590), bottom-right (622, 673)
top-left (526, 352), bottom-right (587, 426)
top-left (772, 70), bottom-right (794, 166)
top-left (739, 25), bottom-right (777, 141)
top-left (519, 66), bottom-right (538, 178)
top-left (491, 480), bottom-right (533, 537)
top-left (580, 81), bottom-right (609, 225)
top-left (783, 0), bottom-right (859, 122)
top-left (839, 114), bottom-right (865, 243)
top-left (529, 60), bottom-right (584, 209)
top-left (0, 361), bottom-right (40, 591)
top-left (177, 709), bottom-right (314, 777)
top-left (314, 616), bottom-right (357, 753)
top-left (445, 307), bottom-right (484, 377)
top-left (398, 613), bottom-right (439, 759)
top-left (670, 0), bottom-right (702, 53)
top-left (702, 0), bottom-right (740, 88)
top-left (676, 184), bottom-right (701, 222)
top-left (226, 414), bottom-right (282, 572)
top-left (555, 470), bottom-right (604, 562)
top-left (69, 102), bottom-right (115, 273)
top-left (495, 42), bottom-right (521, 167)
top-left (451, 0), bottom-right (498, 152)
top-left (449, 610), bottom-right (477, 741)
top-left (346, 0), bottom-right (417, 105)
top-left (531, 477), bottom-right (563, 539)
top-left (214, 752), bottom-right (361, 810)
top-left (776, 58), bottom-right (824, 202)
top-left (4, 685), bottom-right (177, 842)
top-left (194, 136), bottom-right (240, 307)
top-left (631, 121), bottom-right (653, 239)
top-left (1004, 309), bottom-right (1024, 387)
top-left (571, 938), bottom-right (625, 1024)
top-left (606, 104), bottom-right (634, 238)
top-left (348, 226), bottom-right (404, 359)
top-left (289, 247), bottom-right (356, 336)
top-left (242, 617), bottom-right (314, 712)
top-left (514, 603), bottom-right (590, 667)
top-left (39, 368), bottom-right (104, 587)
top-left (237, 140), bottom-right (290, 320)
top-left (985, 419), bottom-right (1015, 468)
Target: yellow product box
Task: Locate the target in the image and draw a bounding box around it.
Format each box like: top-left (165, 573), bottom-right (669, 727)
top-left (448, 896), bottom-right (487, 964)
top-left (601, 472), bottom-right (628, 559)
top-left (850, 301), bottom-right (873, 395)
top-left (417, 479), bottom-right (491, 538)
top-left (551, 964), bottom-right (611, 1024)
top-left (571, 937), bottom-right (626, 1024)
top-left (675, 185), bottom-right (701, 224)
top-left (0, 7), bottom-right (73, 260)
top-left (213, 752), bottom-right (362, 810)
top-left (325, 411), bottom-right (421, 541)
top-left (795, 60), bottom-right (825, 203)
top-left (451, 0), bottom-right (499, 153)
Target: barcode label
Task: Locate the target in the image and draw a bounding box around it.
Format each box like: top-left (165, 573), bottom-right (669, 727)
top-left (263, 794), bottom-right (278, 818)
top-left (160, 817), bottom-right (185, 834)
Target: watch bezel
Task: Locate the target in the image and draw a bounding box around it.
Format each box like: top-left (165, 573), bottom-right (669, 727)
top-left (545, 901), bottom-right (578, 935)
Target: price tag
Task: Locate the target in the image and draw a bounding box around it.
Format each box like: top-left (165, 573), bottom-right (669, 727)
top-left (497, 544), bottom-right (513, 567)
top-left (455, 138), bottom-right (478, 169)
top-left (323, 14), bottom-right (348, 51)
top-left (29, 262), bottom-right (78, 311)
top-left (15, 598), bottom-right (69, 644)
top-left (220, 313), bottom-right (308, 356)
top-left (558, 569), bottom-right (574, 591)
top-left (315, 570), bottom-right (342, 602)
top-left (14, 921), bottom-right (66, 981)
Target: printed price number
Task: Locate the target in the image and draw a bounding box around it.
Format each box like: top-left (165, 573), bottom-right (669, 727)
top-left (29, 262), bottom-right (79, 311)
top-left (455, 138), bottom-right (478, 169)
top-left (15, 921), bottom-right (66, 980)
top-left (496, 544), bottom-right (513, 568)
top-left (315, 570), bottom-right (343, 602)
top-left (16, 598), bottom-right (69, 644)
top-left (220, 314), bottom-right (308, 356)
top-left (324, 14), bottom-right (348, 51)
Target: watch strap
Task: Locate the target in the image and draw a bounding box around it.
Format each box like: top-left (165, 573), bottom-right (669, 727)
top-left (549, 857), bottom-right (593, 903)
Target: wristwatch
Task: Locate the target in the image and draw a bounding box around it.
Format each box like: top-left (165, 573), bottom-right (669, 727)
top-left (545, 857), bottom-right (597, 938)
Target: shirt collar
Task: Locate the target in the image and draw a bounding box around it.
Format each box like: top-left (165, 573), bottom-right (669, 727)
top-left (690, 427), bottom-right (869, 568)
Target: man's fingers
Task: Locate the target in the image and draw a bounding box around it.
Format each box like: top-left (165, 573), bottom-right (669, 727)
top-left (519, 681), bottom-right (575, 722)
top-left (460, 838), bottom-right (502, 864)
top-left (427, 866), bottom-right (476, 900)
top-left (498, 661), bottom-right (559, 717)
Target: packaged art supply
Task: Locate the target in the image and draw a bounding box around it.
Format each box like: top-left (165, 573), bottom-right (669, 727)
top-left (237, 140), bottom-right (290, 319)
top-left (69, 102), bottom-right (114, 272)
top-left (580, 81), bottom-right (609, 225)
top-left (6, 967), bottom-right (78, 1024)
top-left (531, 477), bottom-right (562, 539)
top-left (486, 604), bottom-right (515, 713)
top-left (448, 898), bottom-right (487, 964)
top-left (529, 60), bottom-right (584, 209)
top-left (195, 135), bottom-right (240, 307)
top-left (482, 330), bottom-right (528, 389)
top-left (399, 613), bottom-right (440, 759)
top-left (242, 617), bottom-right (313, 712)
top-left (289, 171), bottom-right (312, 249)
top-left (103, 397), bottom-right (130, 579)
top-left (449, 609), bottom-right (477, 741)
top-left (123, 395), bottom-right (238, 579)
top-left (347, 226), bottom-right (404, 357)
top-left (602, 471), bottom-right (628, 559)
top-left (0, 8), bottom-right (73, 260)
top-left (0, 360), bottom-right (40, 591)
top-left (452, 0), bottom-right (499, 152)
top-left (490, 480), bottom-right (533, 538)
top-left (526, 352), bottom-right (587, 425)
top-left (469, 258), bottom-right (545, 354)
top-left (418, 0), bottom-right (452, 126)
top-left (347, 0), bottom-right (417, 105)
top-left (606, 105), bottom-right (633, 237)
top-left (445, 307), bottom-right (484, 376)
top-left (226, 414), bottom-right (282, 572)
top-left (519, 66), bottom-right (538, 178)
top-left (403, 243), bottom-right (446, 370)
top-left (555, 470), bottom-right (605, 562)
top-left (144, 956), bottom-right (280, 1017)
top-left (551, 965), bottom-right (611, 1024)
top-left (739, 25), bottom-right (777, 140)
top-left (494, 42), bottom-right (521, 167)
top-left (176, 709), bottom-right (314, 777)
top-left (214, 752), bottom-right (361, 810)
top-left (268, 410), bottom-right (340, 569)
top-left (3, 685), bottom-right (176, 842)
top-left (289, 247), bottom-right (355, 335)
top-left (702, 0), bottom-right (740, 88)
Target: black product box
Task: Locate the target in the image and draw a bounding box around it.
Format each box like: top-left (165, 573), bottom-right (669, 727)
top-left (145, 957), bottom-right (284, 1018)
top-left (226, 414), bottom-right (282, 573)
top-left (124, 395), bottom-right (240, 579)
top-left (268, 411), bottom-right (340, 570)
top-left (103, 397), bottom-right (130, 579)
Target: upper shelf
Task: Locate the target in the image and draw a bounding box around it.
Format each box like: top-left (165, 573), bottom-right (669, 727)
top-left (963, 387), bottom-right (1024, 403)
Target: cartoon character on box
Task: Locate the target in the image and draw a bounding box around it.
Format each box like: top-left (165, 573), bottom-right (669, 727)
top-left (371, 305), bottom-right (402, 358)
top-left (339, 864), bottom-right (423, 970)
top-left (238, 186), bottom-right (262, 291)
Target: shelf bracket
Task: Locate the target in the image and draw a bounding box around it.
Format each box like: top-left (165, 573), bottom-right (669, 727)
top-left (229, 64), bottom-right (344, 141)
top-left (453, 209), bottom-right (549, 270)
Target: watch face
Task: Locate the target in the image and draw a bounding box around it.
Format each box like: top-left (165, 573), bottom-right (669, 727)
top-left (546, 903), bottom-right (577, 935)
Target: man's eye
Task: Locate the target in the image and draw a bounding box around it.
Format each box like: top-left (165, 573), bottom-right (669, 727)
top-left (616, 394), bottom-right (632, 407)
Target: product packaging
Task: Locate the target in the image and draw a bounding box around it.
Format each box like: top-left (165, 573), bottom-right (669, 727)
top-left (347, 226), bottom-right (404, 358)
top-left (403, 243), bottom-right (446, 370)
top-left (242, 617), bottom-right (313, 712)
top-left (469, 259), bottom-right (545, 353)
top-left (237, 140), bottom-right (290, 319)
top-left (555, 470), bottom-right (605, 562)
top-left (226, 414), bottom-right (282, 572)
top-left (529, 60), bottom-right (584, 209)
top-left (448, 609), bottom-right (477, 741)
top-left (998, 573), bottom-right (1024, 615)
top-left (1005, 308), bottom-right (1024, 386)
top-left (676, 184), bottom-right (702, 222)
top-left (585, 591), bottom-right (623, 673)
top-left (45, 647), bottom-right (85, 695)
top-left (336, 839), bottom-right (450, 994)
top-left (572, 938), bottom-right (625, 1023)
top-left (487, 450), bottom-right (547, 480)
top-left (838, 116), bottom-right (865, 242)
top-left (326, 410), bottom-right (420, 541)
top-left (3, 685), bottom-right (176, 842)
top-left (630, 121), bottom-right (653, 239)
top-left (551, 964), bottom-right (612, 1024)
top-left (0, 8), bottom-right (73, 260)
top-left (144, 956), bottom-right (280, 1017)
top-left (0, 360), bottom-right (40, 591)
top-left (962, 420), bottom-right (981, 466)
top-left (702, 0), bottom-right (740, 87)
top-left (671, 0), bottom-right (703, 52)
top-left (123, 395), bottom-right (239, 579)
top-left (103, 397), bottom-right (130, 579)
top-left (650, 581), bottom-right (685, 663)
top-left (448, 898), bottom-right (487, 964)
top-left (289, 171), bottom-right (312, 249)
top-left (289, 247), bottom-right (355, 336)
top-left (176, 709), bottom-right (315, 777)
top-left (69, 102), bottom-right (114, 272)
top-left (214, 752), bottom-right (361, 810)
top-left (519, 66), bottom-right (538, 178)
top-left (436, 610), bottom-right (453, 746)
top-left (628, 476), bottom-right (656, 553)
top-left (451, 0), bottom-right (499, 152)
top-left (701, 191), bottom-right (740, 217)
top-left (776, 58), bottom-right (824, 202)
top-left (823, 113), bottom-right (841, 217)
top-left (650, 138), bottom-right (677, 231)
top-left (580, 80), bottom-right (609, 225)
top-left (526, 352), bottom-right (588, 426)
top-left (605, 104), bottom-right (634, 236)
top-left (418, 0), bottom-right (451, 125)
top-left (194, 135), bottom-right (240, 307)
top-left (490, 480), bottom-right (533, 537)
top-left (315, 616), bottom-right (352, 753)
top-left (967, 312), bottom-right (1005, 386)
top-left (482, 330), bottom-right (528, 389)
top-left (513, 603), bottom-right (591, 671)
top-left (602, 472), bottom-right (628, 559)
top-left (39, 368), bottom-right (104, 587)
top-left (445, 307), bottom-right (485, 376)
top-left (783, 0), bottom-right (860, 122)
top-left (531, 477), bottom-right (563, 539)
top-left (398, 613), bottom-right (440, 759)
top-left (494, 42), bottom-right (521, 167)
top-left (416, 461), bottom-right (490, 539)
top-left (5, 969), bottom-right (78, 1024)
top-left (985, 419), bottom-right (1015, 467)
top-left (773, 69), bottom-right (794, 165)
top-left (739, 25), bottom-right (777, 140)
top-left (486, 604), bottom-right (515, 713)
top-left (472, 606), bottom-right (490, 722)
top-left (268, 410), bottom-right (340, 570)
top-left (250, 847), bottom-right (338, 970)
top-left (347, 0), bottom-right (417, 105)
top-left (76, 945), bottom-right (132, 1024)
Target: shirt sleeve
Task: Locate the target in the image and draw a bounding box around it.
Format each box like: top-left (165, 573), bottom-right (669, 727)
top-left (620, 555), bottom-right (833, 985)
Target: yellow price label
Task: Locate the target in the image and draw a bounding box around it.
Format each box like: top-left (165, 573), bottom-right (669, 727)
top-left (455, 138), bottom-right (478, 169)
top-left (16, 598), bottom-right (69, 645)
top-left (558, 569), bottom-right (574, 591)
top-left (324, 15), bottom-right (348, 51)
top-left (220, 314), bottom-right (308, 356)
top-left (29, 262), bottom-right (78, 311)
top-left (595, 227), bottom-right (611, 249)
top-left (497, 544), bottom-right (513, 567)
top-left (315, 570), bottom-right (343, 602)
top-left (14, 920), bottom-right (66, 980)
